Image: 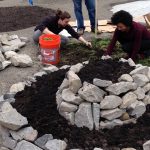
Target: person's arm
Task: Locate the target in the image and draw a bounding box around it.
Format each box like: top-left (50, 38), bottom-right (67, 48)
top-left (130, 30), bottom-right (142, 60)
top-left (65, 25), bottom-right (91, 47)
top-left (43, 28), bottom-right (55, 35)
top-left (106, 30), bottom-right (118, 55)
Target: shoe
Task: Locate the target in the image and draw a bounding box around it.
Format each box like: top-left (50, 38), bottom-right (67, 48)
top-left (91, 28), bottom-right (101, 34)
top-left (77, 28), bottom-right (84, 35)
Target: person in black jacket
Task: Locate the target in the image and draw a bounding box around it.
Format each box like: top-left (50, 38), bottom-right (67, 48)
top-left (33, 9), bottom-right (91, 47)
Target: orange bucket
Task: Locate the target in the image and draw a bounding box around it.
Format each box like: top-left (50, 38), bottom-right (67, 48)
top-left (39, 34), bottom-right (61, 65)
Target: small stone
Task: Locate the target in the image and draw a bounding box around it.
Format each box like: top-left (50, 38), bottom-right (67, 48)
top-left (93, 78), bottom-right (112, 88)
top-left (1, 61), bottom-right (11, 70)
top-left (120, 92), bottom-right (137, 109)
top-left (10, 82), bottom-right (25, 93)
top-left (127, 58), bottom-right (136, 66)
top-left (120, 112), bottom-right (130, 121)
top-left (60, 65), bottom-right (70, 70)
top-left (45, 139), bottom-right (67, 150)
top-left (143, 140), bottom-right (150, 150)
top-left (59, 101), bottom-right (78, 112)
top-left (11, 54), bottom-right (33, 67)
top-left (101, 108), bottom-right (125, 120)
top-left (123, 118), bottom-right (137, 125)
top-left (59, 78), bottom-right (69, 92)
top-left (132, 74), bottom-right (149, 87)
top-left (100, 95), bottom-right (122, 109)
top-left (100, 119), bottom-right (123, 129)
top-left (143, 83), bottom-right (150, 93)
top-left (78, 82), bottom-right (105, 103)
top-left (128, 101), bottom-right (146, 118)
top-left (34, 71), bottom-right (47, 77)
top-left (10, 126), bottom-right (38, 142)
top-left (4, 51), bottom-right (17, 59)
top-left (20, 37), bottom-right (29, 43)
top-left (67, 71), bottom-right (82, 93)
top-left (70, 63), bottom-right (83, 73)
top-left (94, 148), bottom-right (103, 150)
top-left (34, 134), bottom-right (53, 149)
top-left (121, 148), bottom-right (136, 150)
top-left (143, 95), bottom-right (150, 105)
top-left (43, 65), bottom-right (59, 74)
top-left (118, 74), bottom-right (133, 82)
top-left (134, 87), bottom-right (145, 100)
top-left (75, 102), bottom-right (93, 130)
top-left (93, 103), bottom-right (100, 130)
top-left (130, 66), bottom-right (149, 75)
top-left (0, 51), bottom-right (5, 62)
top-left (14, 140), bottom-right (42, 150)
top-left (106, 82), bottom-right (137, 95)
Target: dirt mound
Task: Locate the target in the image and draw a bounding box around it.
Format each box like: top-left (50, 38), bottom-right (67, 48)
top-left (13, 60), bottom-right (150, 150)
top-left (0, 6), bottom-right (55, 32)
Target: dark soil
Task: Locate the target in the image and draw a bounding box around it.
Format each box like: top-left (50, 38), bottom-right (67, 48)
top-left (0, 6), bottom-right (55, 32)
top-left (78, 59), bottom-right (134, 83)
top-left (13, 60), bottom-right (150, 150)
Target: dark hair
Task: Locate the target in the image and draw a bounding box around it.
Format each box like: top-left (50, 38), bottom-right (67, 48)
top-left (56, 9), bottom-right (71, 20)
top-left (111, 10), bottom-right (133, 27)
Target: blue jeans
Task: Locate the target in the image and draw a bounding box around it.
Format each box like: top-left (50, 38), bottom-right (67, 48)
top-left (73, 0), bottom-right (95, 30)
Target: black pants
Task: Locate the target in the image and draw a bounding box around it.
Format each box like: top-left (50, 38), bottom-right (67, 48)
top-left (122, 40), bottom-right (150, 57)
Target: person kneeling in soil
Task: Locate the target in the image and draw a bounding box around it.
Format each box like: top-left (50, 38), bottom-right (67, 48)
top-left (105, 10), bottom-right (150, 61)
top-left (33, 9), bottom-right (91, 47)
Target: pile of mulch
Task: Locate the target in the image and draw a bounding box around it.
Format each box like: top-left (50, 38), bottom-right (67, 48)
top-left (13, 60), bottom-right (150, 150)
top-left (0, 6), bottom-right (55, 32)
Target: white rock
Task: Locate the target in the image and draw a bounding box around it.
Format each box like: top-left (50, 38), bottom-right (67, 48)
top-left (59, 101), bottom-right (78, 112)
top-left (143, 83), bottom-right (150, 93)
top-left (118, 74), bottom-right (133, 82)
top-left (132, 74), bottom-right (149, 87)
top-left (0, 147), bottom-right (10, 150)
top-left (143, 95), bottom-right (150, 105)
top-left (93, 103), bottom-right (100, 130)
top-left (62, 88), bottom-right (83, 105)
top-left (121, 148), bottom-right (136, 150)
top-left (100, 95), bottom-right (122, 109)
top-left (10, 127), bottom-right (38, 142)
top-left (147, 67), bottom-right (150, 80)
top-left (128, 101), bottom-right (146, 118)
top-left (0, 102), bottom-right (28, 130)
top-left (127, 58), bottom-right (136, 66)
top-left (10, 82), bottom-right (25, 93)
top-left (14, 140), bottom-right (42, 150)
top-left (135, 64), bottom-right (143, 68)
top-left (82, 60), bottom-right (89, 65)
top-left (120, 92), bottom-right (137, 109)
top-left (75, 102), bottom-right (93, 130)
top-left (11, 54), bottom-right (33, 67)
top-left (20, 37), bottom-right (29, 43)
top-left (1, 34), bottom-right (11, 45)
top-left (9, 38), bottom-right (26, 48)
top-left (122, 118), bottom-right (137, 125)
top-left (45, 139), bottom-right (67, 150)
top-left (93, 78), bottom-right (112, 87)
top-left (78, 82), bottom-right (105, 103)
top-left (4, 51), bottom-right (17, 59)
top-left (0, 61), bottom-right (11, 70)
top-left (9, 35), bottom-right (19, 40)
top-left (143, 140), bottom-right (150, 150)
top-left (119, 58), bottom-right (128, 63)
top-left (130, 66), bottom-right (149, 75)
top-left (134, 87), bottom-right (145, 100)
top-left (60, 65), bottom-right (70, 70)
top-left (70, 63), bottom-right (83, 73)
top-left (0, 51), bottom-right (5, 62)
top-left (34, 71), bottom-right (47, 77)
top-left (2, 45), bottom-right (19, 52)
top-left (100, 119), bottom-right (123, 129)
top-left (94, 148), bottom-right (103, 150)
top-left (60, 111), bottom-right (75, 125)
top-left (43, 65), bottom-right (59, 74)
top-left (56, 90), bottom-right (63, 108)
top-left (67, 71), bottom-right (82, 93)
top-left (101, 108), bottom-right (124, 120)
top-left (106, 82), bottom-right (137, 95)
top-left (59, 78), bottom-right (69, 92)
top-left (101, 55), bottom-right (112, 60)
top-left (34, 134), bottom-right (53, 149)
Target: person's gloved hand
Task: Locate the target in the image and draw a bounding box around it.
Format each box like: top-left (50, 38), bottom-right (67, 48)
top-left (101, 55), bottom-right (112, 60)
top-left (85, 41), bottom-right (92, 48)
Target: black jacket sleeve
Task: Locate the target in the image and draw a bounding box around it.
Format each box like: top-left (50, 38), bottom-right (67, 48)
top-left (65, 25), bottom-right (80, 39)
